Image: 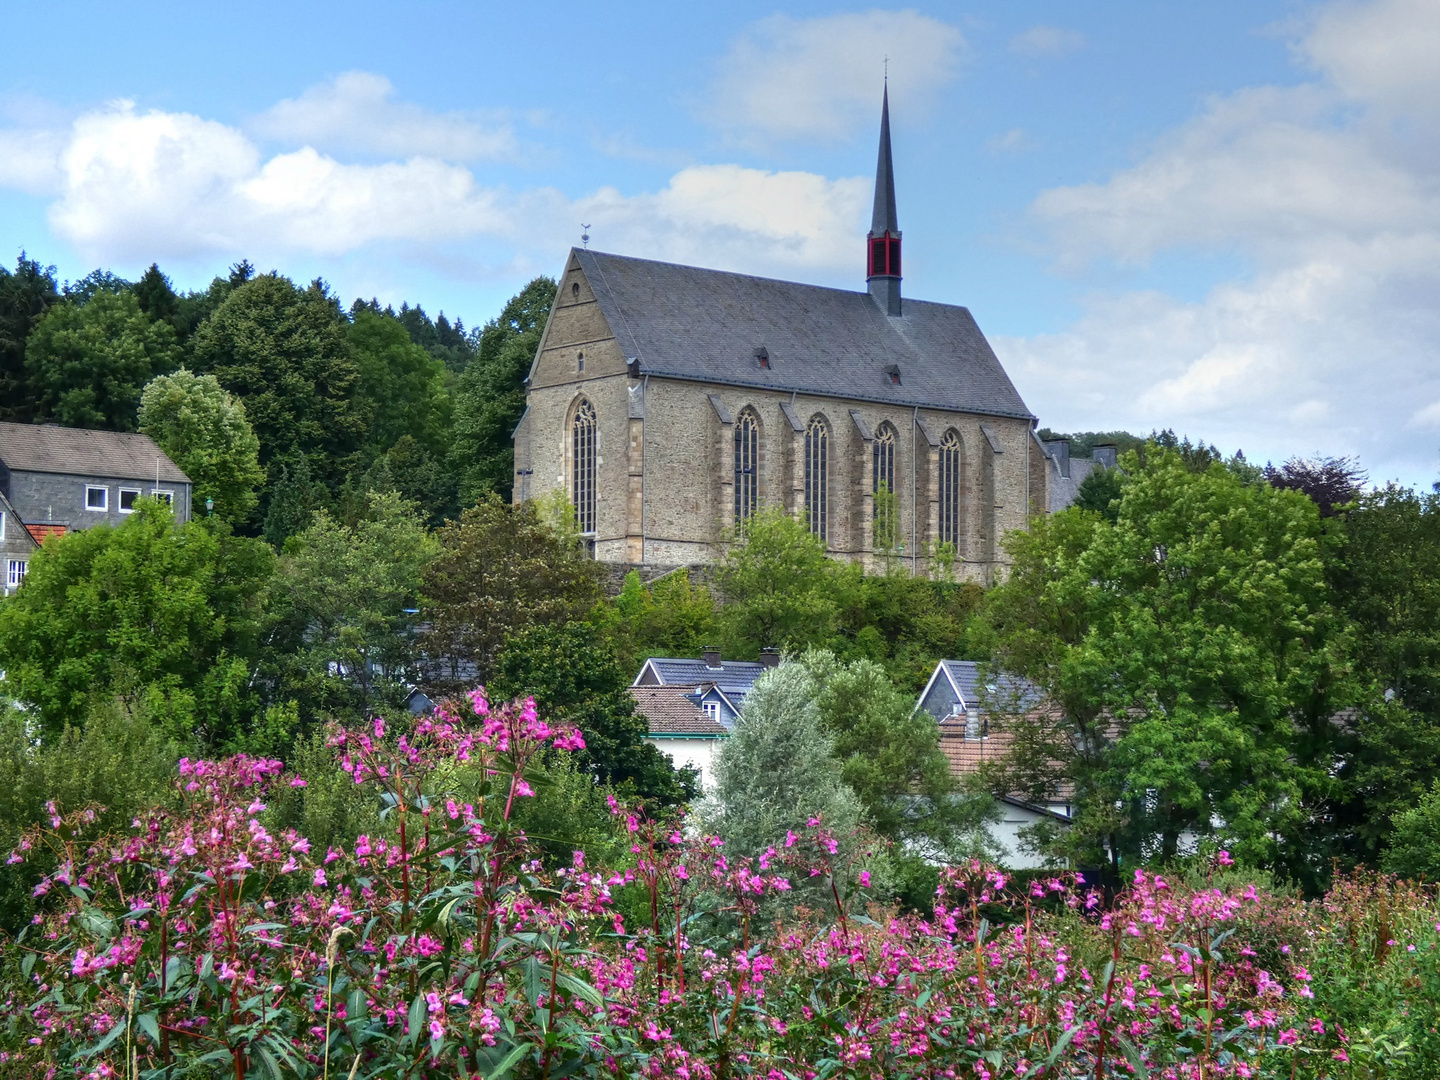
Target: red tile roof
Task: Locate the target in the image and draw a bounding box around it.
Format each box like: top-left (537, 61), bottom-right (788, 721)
top-left (630, 685), bottom-right (729, 736)
top-left (23, 523), bottom-right (66, 543)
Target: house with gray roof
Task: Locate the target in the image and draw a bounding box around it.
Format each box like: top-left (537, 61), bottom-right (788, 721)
top-left (0, 489), bottom-right (40, 596)
top-left (0, 423), bottom-right (193, 565)
top-left (513, 87), bottom-right (1057, 582)
top-left (1034, 438), bottom-right (1118, 512)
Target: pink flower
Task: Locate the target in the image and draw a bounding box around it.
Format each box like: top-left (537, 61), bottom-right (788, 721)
top-left (514, 779), bottom-right (535, 798)
top-left (429, 1019), bottom-right (444, 1041)
top-left (859, 871), bottom-right (871, 888)
top-left (289, 777), bottom-right (307, 788)
top-left (313, 868), bottom-right (327, 887)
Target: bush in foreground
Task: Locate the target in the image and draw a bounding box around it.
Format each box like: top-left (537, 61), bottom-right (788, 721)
top-left (1, 699), bottom-right (1435, 1078)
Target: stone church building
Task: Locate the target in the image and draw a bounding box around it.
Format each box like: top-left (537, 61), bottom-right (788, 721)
top-left (513, 89), bottom-right (1060, 582)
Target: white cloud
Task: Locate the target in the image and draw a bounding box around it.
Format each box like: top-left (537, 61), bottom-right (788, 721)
top-left (1300, 0), bottom-right (1440, 119)
top-left (1009, 26), bottom-right (1086, 59)
top-left (0, 96), bottom-right (866, 283)
top-left (250, 71), bottom-right (514, 160)
top-left (1004, 0), bottom-right (1440, 481)
top-left (706, 10), bottom-right (966, 143)
top-left (986, 127), bottom-right (1038, 154)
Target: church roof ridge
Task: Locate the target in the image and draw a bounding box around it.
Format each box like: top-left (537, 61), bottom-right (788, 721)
top-left (572, 247), bottom-right (1035, 422)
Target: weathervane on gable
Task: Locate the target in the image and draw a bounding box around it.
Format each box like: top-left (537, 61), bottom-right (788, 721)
top-left (581, 224), bottom-right (591, 249)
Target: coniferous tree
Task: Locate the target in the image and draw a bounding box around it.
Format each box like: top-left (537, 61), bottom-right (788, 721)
top-left (0, 253), bottom-right (60, 421)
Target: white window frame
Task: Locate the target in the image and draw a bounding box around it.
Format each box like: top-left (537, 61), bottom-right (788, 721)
top-left (149, 489), bottom-right (174, 506)
top-left (85, 485), bottom-right (108, 511)
top-left (703, 700), bottom-right (722, 724)
top-left (0, 509), bottom-right (5, 541)
top-left (118, 487), bottom-right (142, 513)
top-left (6, 559), bottom-right (26, 590)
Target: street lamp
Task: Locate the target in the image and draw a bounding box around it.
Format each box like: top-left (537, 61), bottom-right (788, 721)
top-left (205, 497), bottom-right (214, 517)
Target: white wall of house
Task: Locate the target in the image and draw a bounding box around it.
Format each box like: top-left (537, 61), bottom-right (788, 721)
top-left (646, 736), bottom-right (722, 792)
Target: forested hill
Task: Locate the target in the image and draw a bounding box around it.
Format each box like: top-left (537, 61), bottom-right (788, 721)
top-left (0, 254), bottom-right (556, 539)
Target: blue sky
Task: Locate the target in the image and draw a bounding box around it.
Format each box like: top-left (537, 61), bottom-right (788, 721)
top-left (3, 1), bottom-right (1438, 483)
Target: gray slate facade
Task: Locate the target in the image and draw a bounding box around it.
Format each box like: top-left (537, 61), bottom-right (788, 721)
top-left (0, 422), bottom-right (192, 543)
top-left (0, 489), bottom-right (39, 596)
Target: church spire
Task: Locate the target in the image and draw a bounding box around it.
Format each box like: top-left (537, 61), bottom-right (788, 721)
top-left (866, 82), bottom-right (902, 316)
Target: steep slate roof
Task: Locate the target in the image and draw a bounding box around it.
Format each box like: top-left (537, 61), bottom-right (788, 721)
top-left (0, 422), bottom-right (189, 483)
top-left (630, 685), bottom-right (729, 737)
top-left (574, 249), bottom-right (1034, 421)
top-left (634, 657), bottom-right (768, 712)
top-left (922, 660), bottom-right (1045, 718)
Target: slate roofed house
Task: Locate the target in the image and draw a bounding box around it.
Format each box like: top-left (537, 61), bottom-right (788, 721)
top-left (916, 659), bottom-right (1073, 870)
top-left (1036, 438), bottom-right (1119, 512)
top-left (0, 422), bottom-right (193, 543)
top-left (631, 647), bottom-right (781, 790)
top-left (0, 489), bottom-right (39, 596)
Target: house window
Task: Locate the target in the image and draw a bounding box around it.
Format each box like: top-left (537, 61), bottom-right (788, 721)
top-left (939, 429), bottom-right (963, 550)
top-left (804, 415), bottom-right (829, 542)
top-left (734, 408), bottom-right (759, 527)
top-left (572, 398), bottom-right (597, 535)
top-left (873, 421), bottom-right (896, 546)
top-left (118, 488), bottom-right (141, 513)
top-left (85, 485), bottom-right (108, 511)
top-left (6, 559), bottom-right (25, 590)
top-left (150, 490), bottom-right (174, 506)
top-left (577, 351), bottom-right (585, 373)
top-left (703, 700), bottom-right (721, 724)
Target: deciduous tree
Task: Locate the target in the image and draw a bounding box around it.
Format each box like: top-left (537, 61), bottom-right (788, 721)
top-left (138, 368), bottom-right (265, 525)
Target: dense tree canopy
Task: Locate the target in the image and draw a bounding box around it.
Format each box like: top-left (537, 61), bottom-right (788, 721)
top-left (984, 447), bottom-right (1347, 874)
top-left (0, 502), bottom-right (274, 742)
top-left (191, 274), bottom-right (365, 491)
top-left (451, 276), bottom-right (556, 503)
top-left (0, 254), bottom-right (60, 421)
top-left (25, 289), bottom-right (180, 430)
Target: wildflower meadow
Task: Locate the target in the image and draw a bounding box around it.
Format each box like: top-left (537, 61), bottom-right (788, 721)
top-left (3, 692), bottom-right (1439, 1079)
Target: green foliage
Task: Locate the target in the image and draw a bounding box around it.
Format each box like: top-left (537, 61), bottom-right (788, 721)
top-left (1336, 484), bottom-right (1440, 863)
top-left (138, 368), bottom-right (265, 525)
top-left (259, 491), bottom-right (437, 726)
top-left (801, 649), bottom-right (997, 858)
top-left (263, 727), bottom-right (382, 855)
top-left (191, 273), bottom-right (364, 492)
top-left (597, 569), bottom-right (720, 673)
top-left (0, 502), bottom-right (274, 744)
top-left (451, 276), bottom-right (557, 502)
top-left (0, 697), bottom-right (181, 932)
top-left (24, 289), bottom-right (180, 430)
top-left (490, 623), bottom-right (698, 805)
top-left (506, 752), bottom-right (638, 868)
top-left (1384, 780), bottom-right (1440, 880)
top-left (985, 446), bottom-right (1347, 873)
top-left (1072, 465), bottom-right (1123, 522)
top-left (0, 253), bottom-right (60, 421)
top-left (421, 493), bottom-right (600, 688)
top-left (1035, 429), bottom-right (1145, 458)
top-left (348, 306), bottom-right (453, 459)
top-left (703, 662), bottom-right (864, 857)
top-left (716, 507), bottom-right (842, 655)
top-left (261, 455), bottom-right (329, 549)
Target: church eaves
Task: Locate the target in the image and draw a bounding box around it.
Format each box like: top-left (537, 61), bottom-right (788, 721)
top-left (570, 248), bottom-right (1035, 422)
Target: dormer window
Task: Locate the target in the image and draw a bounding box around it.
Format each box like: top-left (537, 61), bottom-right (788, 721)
top-left (884, 364), bottom-right (901, 385)
top-left (703, 700), bottom-right (721, 723)
top-left (754, 347), bottom-right (770, 370)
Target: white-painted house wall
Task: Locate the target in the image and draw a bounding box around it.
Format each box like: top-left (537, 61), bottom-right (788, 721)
top-left (646, 735), bottom-right (723, 792)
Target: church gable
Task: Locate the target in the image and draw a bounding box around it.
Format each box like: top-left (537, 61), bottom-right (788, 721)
top-left (527, 252), bottom-right (631, 390)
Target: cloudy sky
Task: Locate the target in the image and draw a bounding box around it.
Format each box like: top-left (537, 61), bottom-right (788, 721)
top-left (2, 0), bottom-right (1438, 483)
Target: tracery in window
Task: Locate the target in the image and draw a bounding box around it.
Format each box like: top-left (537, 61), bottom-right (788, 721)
top-left (872, 421), bottom-right (897, 547)
top-left (939, 429), bottom-right (963, 550)
top-left (804, 415), bottom-right (829, 542)
top-left (734, 408), bottom-right (760, 527)
top-left (572, 399), bottom-right (597, 534)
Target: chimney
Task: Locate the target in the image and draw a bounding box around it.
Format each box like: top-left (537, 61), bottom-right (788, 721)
top-left (1093, 444), bottom-right (1118, 469)
top-left (1044, 439), bottom-right (1071, 479)
top-left (759, 647), bottom-right (781, 669)
top-left (702, 646), bottom-right (722, 669)
top-left (866, 83), bottom-right (902, 317)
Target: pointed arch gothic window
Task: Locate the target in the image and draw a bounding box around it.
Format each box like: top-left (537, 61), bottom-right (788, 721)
top-left (939, 429), bottom-right (963, 550)
top-left (572, 398), bottom-right (597, 534)
top-left (804, 415), bottom-right (829, 542)
top-left (872, 421), bottom-right (897, 547)
top-left (734, 408), bottom-right (760, 526)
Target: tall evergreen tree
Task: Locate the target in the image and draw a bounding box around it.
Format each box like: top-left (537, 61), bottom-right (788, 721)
top-left (0, 254), bottom-right (60, 422)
